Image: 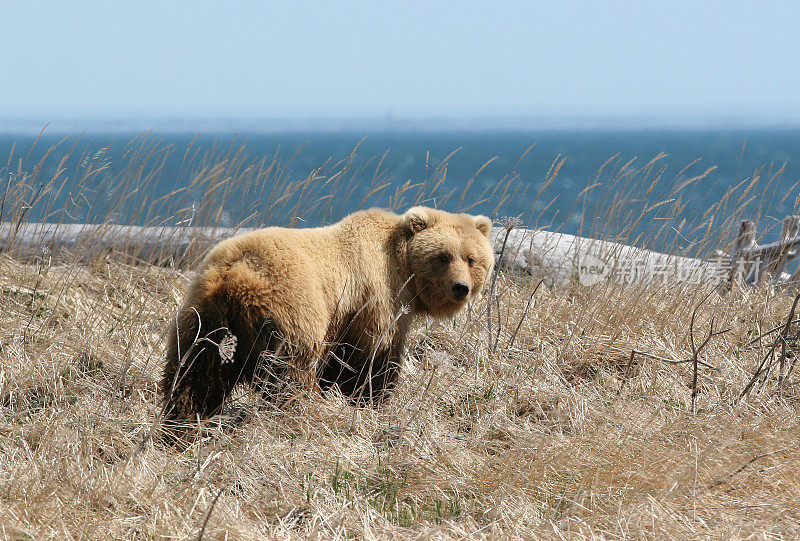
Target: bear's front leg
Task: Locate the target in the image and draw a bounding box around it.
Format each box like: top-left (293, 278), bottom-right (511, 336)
top-left (252, 339), bottom-right (325, 404)
top-left (319, 343), bottom-right (402, 405)
top-left (358, 346), bottom-right (402, 404)
top-left (288, 346), bottom-right (326, 400)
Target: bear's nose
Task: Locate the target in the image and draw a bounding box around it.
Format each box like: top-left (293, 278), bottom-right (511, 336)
top-left (452, 282), bottom-right (470, 300)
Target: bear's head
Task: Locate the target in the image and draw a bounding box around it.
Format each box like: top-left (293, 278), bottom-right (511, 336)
top-left (404, 206), bottom-right (494, 318)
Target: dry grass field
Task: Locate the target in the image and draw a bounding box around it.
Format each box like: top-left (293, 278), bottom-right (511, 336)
top-left (1, 252), bottom-right (799, 539)
top-left (1, 138), bottom-right (799, 539)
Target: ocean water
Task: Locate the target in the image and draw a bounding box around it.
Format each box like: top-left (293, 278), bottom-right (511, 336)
top-left (1, 128), bottom-right (799, 254)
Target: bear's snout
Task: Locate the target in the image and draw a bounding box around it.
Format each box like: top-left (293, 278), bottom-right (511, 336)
top-left (452, 281), bottom-right (470, 301)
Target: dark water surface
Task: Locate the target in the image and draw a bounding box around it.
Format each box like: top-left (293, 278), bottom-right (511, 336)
top-left (1, 129), bottom-right (798, 254)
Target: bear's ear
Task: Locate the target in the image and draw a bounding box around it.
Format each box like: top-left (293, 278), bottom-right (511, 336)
top-left (474, 215), bottom-right (492, 238)
top-left (404, 206), bottom-right (433, 234)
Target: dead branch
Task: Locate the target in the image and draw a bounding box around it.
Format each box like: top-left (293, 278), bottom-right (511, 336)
top-left (743, 319), bottom-right (800, 347)
top-left (688, 293), bottom-right (725, 414)
top-left (740, 292), bottom-right (800, 399)
top-left (707, 446), bottom-right (797, 490)
top-left (727, 220), bottom-right (758, 288)
top-left (617, 346), bottom-right (723, 397)
top-left (629, 349), bottom-right (720, 371)
top-left (506, 279), bottom-right (543, 350)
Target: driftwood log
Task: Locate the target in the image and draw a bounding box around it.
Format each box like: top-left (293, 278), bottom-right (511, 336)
top-left (491, 227), bottom-right (722, 288)
top-left (723, 216), bottom-right (800, 289)
top-left (491, 215), bottom-right (800, 289)
top-left (0, 222), bottom-right (254, 263)
top-left (2, 218), bottom-right (800, 289)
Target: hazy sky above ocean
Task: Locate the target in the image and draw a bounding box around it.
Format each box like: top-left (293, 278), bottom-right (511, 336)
top-left (2, 1), bottom-right (799, 128)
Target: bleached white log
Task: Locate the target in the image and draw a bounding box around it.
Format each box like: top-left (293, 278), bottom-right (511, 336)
top-left (491, 227), bottom-right (725, 288)
top-left (0, 222), bottom-right (257, 262)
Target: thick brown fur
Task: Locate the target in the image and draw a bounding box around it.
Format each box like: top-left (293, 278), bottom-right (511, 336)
top-left (161, 207), bottom-right (494, 420)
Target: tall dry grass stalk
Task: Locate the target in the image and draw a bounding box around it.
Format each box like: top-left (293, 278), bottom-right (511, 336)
top-left (1, 135), bottom-right (800, 539)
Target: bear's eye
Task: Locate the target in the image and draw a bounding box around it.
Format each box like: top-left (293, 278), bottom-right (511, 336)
top-left (467, 257), bottom-right (475, 267)
top-left (438, 253), bottom-right (451, 265)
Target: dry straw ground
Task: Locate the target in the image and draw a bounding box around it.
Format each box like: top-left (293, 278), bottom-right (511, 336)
top-left (1, 137), bottom-right (799, 539)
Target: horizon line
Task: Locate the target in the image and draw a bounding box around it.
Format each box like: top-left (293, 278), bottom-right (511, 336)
top-left (1, 113), bottom-right (800, 135)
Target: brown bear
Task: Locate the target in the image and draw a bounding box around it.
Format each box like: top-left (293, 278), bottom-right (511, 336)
top-left (161, 206), bottom-right (494, 420)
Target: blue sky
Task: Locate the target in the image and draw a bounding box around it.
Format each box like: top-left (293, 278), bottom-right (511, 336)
top-left (2, 1), bottom-right (800, 125)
